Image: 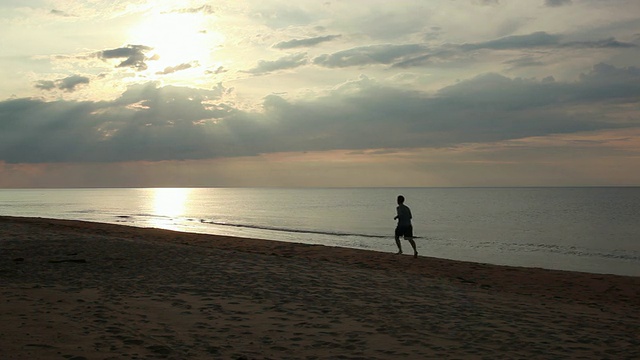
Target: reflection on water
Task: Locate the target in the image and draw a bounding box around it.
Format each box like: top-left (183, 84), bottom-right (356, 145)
top-left (149, 188), bottom-right (191, 230)
top-left (2, 187), bottom-right (638, 275)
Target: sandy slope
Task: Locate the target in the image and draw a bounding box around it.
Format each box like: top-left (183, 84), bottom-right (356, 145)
top-left (1, 216), bottom-right (638, 359)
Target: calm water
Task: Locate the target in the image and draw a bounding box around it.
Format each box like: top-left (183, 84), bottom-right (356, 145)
top-left (0, 187), bottom-right (638, 276)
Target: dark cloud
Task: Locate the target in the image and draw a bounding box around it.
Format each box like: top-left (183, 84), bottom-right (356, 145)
top-left (390, 49), bottom-right (460, 68)
top-left (98, 45), bottom-right (154, 71)
top-left (562, 37), bottom-right (637, 48)
top-left (247, 53), bottom-right (307, 74)
top-left (545, 0), bottom-right (572, 7)
top-left (35, 75), bottom-right (90, 92)
top-left (470, 33), bottom-right (634, 69)
top-left (460, 31), bottom-right (636, 50)
top-left (273, 35), bottom-right (341, 49)
top-left (0, 83), bottom-right (236, 163)
top-left (2, 63), bottom-right (639, 164)
top-left (575, 63), bottom-right (640, 101)
top-left (461, 32), bottom-right (560, 50)
top-left (57, 75), bottom-right (90, 92)
top-left (313, 44), bottom-right (426, 68)
top-left (460, 32), bottom-right (635, 51)
top-left (317, 32), bottom-right (635, 69)
top-left (436, 63), bottom-right (640, 107)
top-left (34, 80), bottom-right (56, 91)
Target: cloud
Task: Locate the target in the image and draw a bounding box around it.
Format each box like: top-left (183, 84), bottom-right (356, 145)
top-left (273, 35), bottom-right (341, 49)
top-left (50, 9), bottom-right (75, 17)
top-left (57, 75), bottom-right (90, 92)
top-left (205, 66), bottom-right (227, 75)
top-left (167, 5), bottom-right (215, 14)
top-left (35, 75), bottom-right (90, 92)
top-left (437, 63), bottom-right (640, 108)
top-left (545, 0), bottom-right (572, 7)
top-left (461, 31), bottom-right (635, 51)
top-left (247, 53), bottom-right (308, 74)
top-left (461, 32), bottom-right (561, 50)
top-left (2, 63), bottom-right (639, 164)
top-left (504, 56), bottom-right (545, 69)
top-left (314, 44), bottom-right (426, 68)
top-left (0, 83), bottom-right (236, 163)
top-left (313, 31), bottom-right (635, 69)
top-left (251, 4), bottom-right (315, 29)
top-left (562, 38), bottom-right (636, 49)
top-left (476, 0), bottom-right (500, 5)
top-left (34, 80), bottom-right (56, 91)
top-left (575, 63), bottom-right (640, 102)
top-left (98, 45), bottom-right (155, 71)
top-left (156, 62), bottom-right (197, 75)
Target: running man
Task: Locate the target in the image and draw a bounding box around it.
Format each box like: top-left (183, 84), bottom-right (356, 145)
top-left (394, 195), bottom-right (418, 258)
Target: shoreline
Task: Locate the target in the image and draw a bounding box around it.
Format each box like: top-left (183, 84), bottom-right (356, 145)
top-left (2, 216), bottom-right (639, 359)
top-left (3, 216), bottom-right (638, 306)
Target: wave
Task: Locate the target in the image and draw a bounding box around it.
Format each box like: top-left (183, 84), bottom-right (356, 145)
top-left (197, 219), bottom-right (396, 239)
top-left (110, 213), bottom-right (400, 239)
top-left (110, 214), bottom-right (636, 263)
top-left (475, 240), bottom-right (640, 262)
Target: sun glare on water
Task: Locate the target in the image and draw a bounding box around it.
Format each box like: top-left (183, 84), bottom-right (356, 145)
top-left (152, 187), bottom-right (191, 217)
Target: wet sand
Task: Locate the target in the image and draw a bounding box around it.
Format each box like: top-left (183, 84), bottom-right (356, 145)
top-left (1, 216), bottom-right (639, 359)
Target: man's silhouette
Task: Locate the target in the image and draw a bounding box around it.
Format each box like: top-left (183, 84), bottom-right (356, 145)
top-left (394, 195), bottom-right (417, 258)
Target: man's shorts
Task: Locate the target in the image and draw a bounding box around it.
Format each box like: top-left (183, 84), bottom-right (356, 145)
top-left (395, 225), bottom-right (413, 239)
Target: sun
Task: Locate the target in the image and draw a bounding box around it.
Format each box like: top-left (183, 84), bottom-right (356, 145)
top-left (127, 11), bottom-right (223, 77)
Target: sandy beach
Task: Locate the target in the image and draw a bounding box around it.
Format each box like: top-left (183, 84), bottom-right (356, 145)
top-left (1, 216), bottom-right (638, 359)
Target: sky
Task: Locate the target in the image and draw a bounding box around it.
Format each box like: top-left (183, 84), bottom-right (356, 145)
top-left (1, 0), bottom-right (640, 187)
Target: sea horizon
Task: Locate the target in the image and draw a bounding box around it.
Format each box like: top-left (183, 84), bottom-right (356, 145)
top-left (1, 187), bottom-right (638, 276)
top-left (2, 185), bottom-right (640, 189)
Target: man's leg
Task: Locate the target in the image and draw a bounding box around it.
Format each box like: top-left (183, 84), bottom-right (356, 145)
top-left (395, 235), bottom-right (403, 254)
top-left (394, 227), bottom-right (403, 254)
top-left (407, 237), bottom-right (418, 258)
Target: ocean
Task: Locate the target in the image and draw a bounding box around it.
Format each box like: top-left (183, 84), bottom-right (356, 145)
top-left (0, 187), bottom-right (638, 276)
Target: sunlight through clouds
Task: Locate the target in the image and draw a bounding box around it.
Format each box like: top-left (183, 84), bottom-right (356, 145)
top-left (126, 9), bottom-right (224, 82)
top-left (1, 0), bottom-right (640, 187)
